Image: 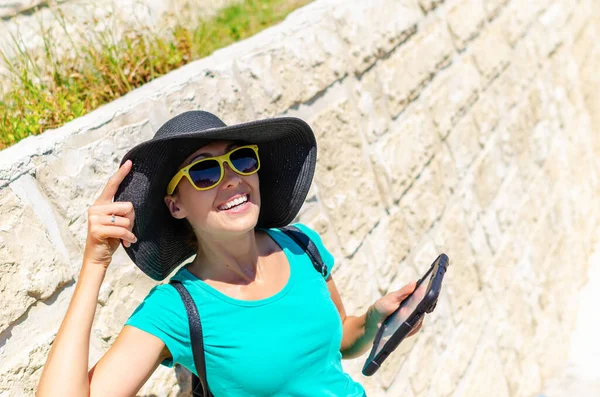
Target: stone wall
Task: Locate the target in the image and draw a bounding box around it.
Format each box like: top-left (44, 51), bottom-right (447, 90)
top-left (1, 0), bottom-right (599, 396)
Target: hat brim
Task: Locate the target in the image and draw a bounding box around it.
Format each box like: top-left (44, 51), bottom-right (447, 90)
top-left (115, 117), bottom-right (316, 281)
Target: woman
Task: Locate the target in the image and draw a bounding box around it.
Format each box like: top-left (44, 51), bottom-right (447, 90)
top-left (37, 111), bottom-right (421, 396)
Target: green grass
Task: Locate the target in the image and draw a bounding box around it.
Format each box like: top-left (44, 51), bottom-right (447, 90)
top-left (0, 0), bottom-right (312, 150)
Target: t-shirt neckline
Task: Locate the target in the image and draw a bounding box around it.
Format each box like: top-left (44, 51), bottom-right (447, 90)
top-left (178, 228), bottom-right (296, 307)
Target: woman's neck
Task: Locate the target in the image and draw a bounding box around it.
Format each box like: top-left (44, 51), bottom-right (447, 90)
top-left (189, 229), bottom-right (267, 284)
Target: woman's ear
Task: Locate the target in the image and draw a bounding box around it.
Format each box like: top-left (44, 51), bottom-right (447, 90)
top-left (164, 194), bottom-right (187, 219)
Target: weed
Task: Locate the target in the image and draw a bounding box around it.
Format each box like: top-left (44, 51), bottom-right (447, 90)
top-left (0, 0), bottom-right (313, 150)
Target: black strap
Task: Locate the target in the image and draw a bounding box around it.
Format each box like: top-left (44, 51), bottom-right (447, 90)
top-left (169, 226), bottom-right (326, 396)
top-left (279, 225), bottom-right (328, 278)
top-left (170, 280), bottom-right (213, 397)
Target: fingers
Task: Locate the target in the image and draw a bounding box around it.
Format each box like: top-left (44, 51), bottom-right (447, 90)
top-left (408, 319), bottom-right (423, 337)
top-left (90, 202), bottom-right (135, 219)
top-left (89, 224), bottom-right (137, 246)
top-left (88, 201), bottom-right (136, 248)
top-left (393, 280), bottom-right (417, 301)
top-left (96, 160), bottom-right (132, 204)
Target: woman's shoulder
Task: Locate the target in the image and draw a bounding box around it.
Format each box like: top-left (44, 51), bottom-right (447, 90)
top-left (132, 282), bottom-right (183, 314)
top-left (264, 222), bottom-right (335, 275)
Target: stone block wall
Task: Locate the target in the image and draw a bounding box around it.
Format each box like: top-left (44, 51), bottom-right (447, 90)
top-left (1, 0), bottom-right (599, 396)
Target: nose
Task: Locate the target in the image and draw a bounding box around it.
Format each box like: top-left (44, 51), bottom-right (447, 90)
top-left (221, 162), bottom-right (242, 188)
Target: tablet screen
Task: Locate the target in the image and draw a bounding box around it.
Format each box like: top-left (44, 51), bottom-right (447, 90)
top-left (373, 271), bottom-right (432, 356)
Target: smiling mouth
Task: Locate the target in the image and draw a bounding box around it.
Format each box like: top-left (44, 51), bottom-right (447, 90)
top-left (217, 194), bottom-right (249, 211)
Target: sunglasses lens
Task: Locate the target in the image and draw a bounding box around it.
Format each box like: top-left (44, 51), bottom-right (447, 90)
top-left (230, 147), bottom-right (259, 174)
top-left (189, 159), bottom-right (221, 188)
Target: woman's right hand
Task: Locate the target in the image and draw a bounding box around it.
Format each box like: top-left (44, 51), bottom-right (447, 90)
top-left (83, 160), bottom-right (137, 270)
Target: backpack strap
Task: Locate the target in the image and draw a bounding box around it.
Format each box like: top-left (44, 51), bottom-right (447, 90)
top-left (170, 280), bottom-right (213, 397)
top-left (279, 225), bottom-right (328, 279)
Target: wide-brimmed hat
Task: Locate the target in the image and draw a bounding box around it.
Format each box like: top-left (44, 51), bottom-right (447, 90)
top-left (114, 110), bottom-right (316, 281)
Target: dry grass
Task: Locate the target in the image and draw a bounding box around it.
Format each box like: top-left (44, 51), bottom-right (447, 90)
top-left (0, 0), bottom-right (313, 150)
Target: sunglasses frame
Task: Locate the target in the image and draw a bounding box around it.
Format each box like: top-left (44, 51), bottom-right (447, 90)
top-left (167, 144), bottom-right (260, 195)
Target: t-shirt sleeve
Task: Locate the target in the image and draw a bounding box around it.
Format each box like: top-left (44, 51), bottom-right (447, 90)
top-left (124, 284), bottom-right (194, 372)
top-left (292, 223), bottom-right (335, 278)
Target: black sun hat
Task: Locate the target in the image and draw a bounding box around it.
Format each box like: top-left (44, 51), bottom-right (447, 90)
top-left (114, 110), bottom-right (317, 281)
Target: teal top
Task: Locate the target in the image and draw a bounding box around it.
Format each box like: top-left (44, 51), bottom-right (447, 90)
top-left (125, 223), bottom-right (366, 397)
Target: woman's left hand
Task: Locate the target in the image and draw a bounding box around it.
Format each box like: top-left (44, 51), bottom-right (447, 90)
top-left (369, 281), bottom-right (424, 337)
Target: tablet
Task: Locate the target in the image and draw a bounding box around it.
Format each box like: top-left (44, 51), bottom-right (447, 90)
top-left (362, 253), bottom-right (449, 376)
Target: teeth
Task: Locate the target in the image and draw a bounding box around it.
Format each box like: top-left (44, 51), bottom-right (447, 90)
top-left (219, 195), bottom-right (248, 210)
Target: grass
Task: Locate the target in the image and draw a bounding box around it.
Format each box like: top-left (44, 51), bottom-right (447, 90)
top-left (0, 0), bottom-right (313, 150)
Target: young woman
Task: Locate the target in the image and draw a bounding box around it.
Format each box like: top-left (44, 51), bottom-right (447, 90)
top-left (37, 111), bottom-right (421, 396)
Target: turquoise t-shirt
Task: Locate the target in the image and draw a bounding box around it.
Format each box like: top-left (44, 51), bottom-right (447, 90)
top-left (125, 223), bottom-right (366, 397)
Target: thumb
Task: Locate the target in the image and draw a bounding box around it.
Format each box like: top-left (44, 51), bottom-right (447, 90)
top-left (393, 280), bottom-right (417, 302)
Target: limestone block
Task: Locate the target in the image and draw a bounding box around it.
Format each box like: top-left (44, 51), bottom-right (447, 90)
top-left (488, 63), bottom-right (522, 119)
top-left (0, 0), bottom-right (51, 18)
top-left (446, 0), bottom-right (486, 51)
top-left (482, 0), bottom-right (509, 21)
top-left (490, 167), bottom-right (525, 233)
top-left (234, 15), bottom-right (348, 118)
top-left (450, 330), bottom-right (510, 397)
top-left (362, 212), bottom-right (418, 294)
top-left (370, 103), bottom-right (441, 205)
top-left (489, 35), bottom-right (543, 121)
top-left (455, 173), bottom-right (483, 233)
top-left (0, 185), bottom-right (78, 333)
top-left (473, 83), bottom-right (500, 129)
top-left (35, 119), bottom-right (154, 248)
top-left (566, 0), bottom-right (595, 49)
top-left (384, 368), bottom-right (415, 397)
top-left (400, 144), bottom-right (458, 238)
top-left (331, 0), bottom-right (422, 75)
top-left (481, 202), bottom-right (505, 254)
top-left (425, 60), bottom-right (481, 139)
top-left (330, 246), bottom-right (380, 317)
top-left (426, 298), bottom-right (488, 397)
top-left (418, 0), bottom-right (444, 13)
top-left (528, 19), bottom-right (563, 60)
top-left (471, 139), bottom-right (508, 211)
top-left (485, 241), bottom-right (543, 396)
top-left (470, 20), bottom-right (512, 85)
top-left (311, 99), bottom-right (384, 256)
top-left (539, 0), bottom-right (573, 33)
top-left (0, 283), bottom-right (73, 396)
top-left (494, 168), bottom-right (525, 233)
top-left (495, 0), bottom-right (551, 46)
top-left (92, 253), bottom-right (158, 347)
top-left (403, 329), bottom-right (438, 396)
top-left (353, 69), bottom-right (392, 144)
top-left (164, 61), bottom-right (255, 125)
top-left (468, 220), bottom-right (493, 277)
top-left (377, 18), bottom-right (454, 117)
top-left (430, 199), bottom-right (480, 325)
top-left (533, 311), bottom-right (570, 381)
top-left (294, 187), bottom-right (344, 263)
top-left (446, 115), bottom-right (481, 180)
top-left (528, 213), bottom-right (562, 279)
top-left (497, 101), bottom-right (536, 169)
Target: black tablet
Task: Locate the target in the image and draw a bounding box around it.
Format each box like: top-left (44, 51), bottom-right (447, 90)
top-left (362, 253), bottom-right (449, 376)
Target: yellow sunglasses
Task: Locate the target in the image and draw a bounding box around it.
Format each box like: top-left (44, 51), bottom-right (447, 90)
top-left (167, 144), bottom-right (260, 195)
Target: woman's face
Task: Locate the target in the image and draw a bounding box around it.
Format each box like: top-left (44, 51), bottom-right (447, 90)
top-left (164, 140), bottom-right (261, 238)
